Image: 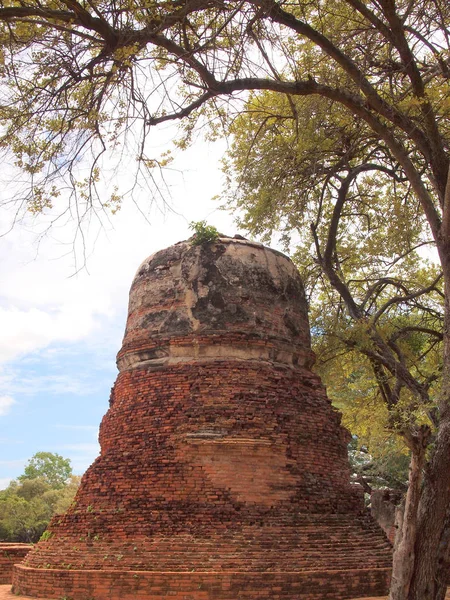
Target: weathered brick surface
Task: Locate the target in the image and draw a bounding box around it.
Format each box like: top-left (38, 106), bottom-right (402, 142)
top-left (0, 545), bottom-right (31, 584)
top-left (14, 237), bottom-right (393, 599)
top-left (14, 565), bottom-right (391, 600)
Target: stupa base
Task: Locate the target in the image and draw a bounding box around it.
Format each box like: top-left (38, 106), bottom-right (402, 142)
top-left (13, 565), bottom-right (390, 600)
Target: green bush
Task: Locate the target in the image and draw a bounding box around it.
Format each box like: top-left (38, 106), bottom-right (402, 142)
top-left (189, 221), bottom-right (219, 245)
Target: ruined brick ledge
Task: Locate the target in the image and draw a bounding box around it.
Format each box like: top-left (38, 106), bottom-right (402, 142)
top-left (13, 564), bottom-right (391, 600)
top-left (0, 545), bottom-right (32, 585)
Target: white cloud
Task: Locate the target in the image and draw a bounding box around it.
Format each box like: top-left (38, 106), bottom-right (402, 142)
top-left (0, 179), bottom-right (237, 364)
top-left (0, 478), bottom-right (12, 490)
top-left (0, 306), bottom-right (98, 363)
top-left (56, 443), bottom-right (101, 476)
top-left (55, 424), bottom-right (99, 432)
top-left (0, 362), bottom-right (107, 398)
top-left (0, 201), bottom-right (193, 364)
top-left (0, 395), bottom-right (15, 416)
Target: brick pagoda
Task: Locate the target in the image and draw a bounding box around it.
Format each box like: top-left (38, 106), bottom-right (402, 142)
top-left (13, 236), bottom-right (392, 599)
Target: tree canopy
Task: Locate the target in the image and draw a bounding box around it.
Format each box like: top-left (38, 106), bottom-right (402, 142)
top-left (0, 0), bottom-right (448, 233)
top-left (0, 453), bottom-right (79, 543)
top-left (223, 88), bottom-right (444, 441)
top-left (18, 451), bottom-right (72, 489)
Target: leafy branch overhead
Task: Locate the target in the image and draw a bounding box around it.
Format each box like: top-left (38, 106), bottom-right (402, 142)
top-left (0, 0), bottom-right (448, 234)
top-left (224, 89), bottom-right (444, 434)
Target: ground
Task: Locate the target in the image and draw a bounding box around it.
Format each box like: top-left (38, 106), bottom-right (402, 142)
top-left (0, 586), bottom-right (449, 600)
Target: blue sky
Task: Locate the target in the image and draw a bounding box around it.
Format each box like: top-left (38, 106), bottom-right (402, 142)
top-left (0, 136), bottom-right (239, 488)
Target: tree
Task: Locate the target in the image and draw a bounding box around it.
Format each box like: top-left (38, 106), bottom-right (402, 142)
top-left (222, 89), bottom-right (445, 599)
top-left (0, 492), bottom-right (51, 543)
top-left (18, 452), bottom-right (72, 489)
top-left (0, 454), bottom-right (79, 543)
top-left (347, 435), bottom-right (411, 495)
top-left (0, 0), bottom-right (449, 598)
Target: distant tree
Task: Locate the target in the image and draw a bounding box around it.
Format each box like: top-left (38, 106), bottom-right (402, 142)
top-left (53, 476), bottom-right (82, 515)
top-left (0, 493), bottom-right (51, 543)
top-left (348, 436), bottom-right (410, 494)
top-left (0, 456), bottom-right (79, 543)
top-left (18, 452), bottom-right (72, 489)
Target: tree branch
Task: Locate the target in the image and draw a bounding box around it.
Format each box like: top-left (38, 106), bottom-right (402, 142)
top-left (390, 326), bottom-right (444, 343)
top-left (372, 273), bottom-right (443, 323)
top-left (254, 0), bottom-right (434, 163)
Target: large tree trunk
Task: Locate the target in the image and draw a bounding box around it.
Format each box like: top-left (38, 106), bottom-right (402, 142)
top-left (434, 507), bottom-right (450, 600)
top-left (408, 216), bottom-right (450, 600)
top-left (389, 427), bottom-right (429, 600)
top-left (407, 415), bottom-right (450, 600)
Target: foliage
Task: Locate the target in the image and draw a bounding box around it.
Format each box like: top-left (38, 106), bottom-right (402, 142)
top-left (39, 530), bottom-right (53, 542)
top-left (0, 454), bottom-right (80, 543)
top-left (189, 221), bottom-right (219, 245)
top-left (19, 452), bottom-right (72, 489)
top-left (0, 0), bottom-right (447, 236)
top-left (0, 491), bottom-right (51, 543)
top-left (348, 436), bottom-right (410, 492)
top-left (219, 79), bottom-right (447, 467)
top-left (52, 476), bottom-right (82, 515)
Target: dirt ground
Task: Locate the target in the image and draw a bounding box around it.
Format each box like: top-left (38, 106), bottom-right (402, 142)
top-left (351, 593), bottom-right (450, 600)
top-left (0, 586), bottom-right (449, 600)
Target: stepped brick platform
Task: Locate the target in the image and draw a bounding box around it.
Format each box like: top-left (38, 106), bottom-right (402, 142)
top-left (13, 237), bottom-right (393, 599)
top-left (0, 545), bottom-right (31, 584)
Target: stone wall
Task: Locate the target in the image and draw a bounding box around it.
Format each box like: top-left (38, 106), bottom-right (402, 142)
top-left (0, 543), bottom-right (31, 584)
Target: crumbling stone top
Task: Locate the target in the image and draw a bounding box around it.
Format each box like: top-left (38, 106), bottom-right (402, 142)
top-left (117, 236), bottom-right (312, 372)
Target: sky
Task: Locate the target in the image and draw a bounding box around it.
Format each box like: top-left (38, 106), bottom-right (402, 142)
top-left (0, 132), bottom-right (243, 489)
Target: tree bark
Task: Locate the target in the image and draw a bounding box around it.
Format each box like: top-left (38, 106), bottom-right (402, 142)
top-left (434, 507), bottom-right (450, 600)
top-left (408, 178), bottom-right (450, 600)
top-left (407, 416), bottom-right (450, 600)
top-left (389, 427), bottom-right (430, 600)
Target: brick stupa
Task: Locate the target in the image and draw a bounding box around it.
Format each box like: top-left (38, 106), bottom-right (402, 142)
top-left (13, 236), bottom-right (392, 599)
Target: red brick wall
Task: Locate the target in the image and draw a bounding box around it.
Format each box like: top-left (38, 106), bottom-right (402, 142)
top-left (14, 564), bottom-right (391, 600)
top-left (0, 544), bottom-right (31, 584)
top-left (22, 362), bottom-right (391, 575)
